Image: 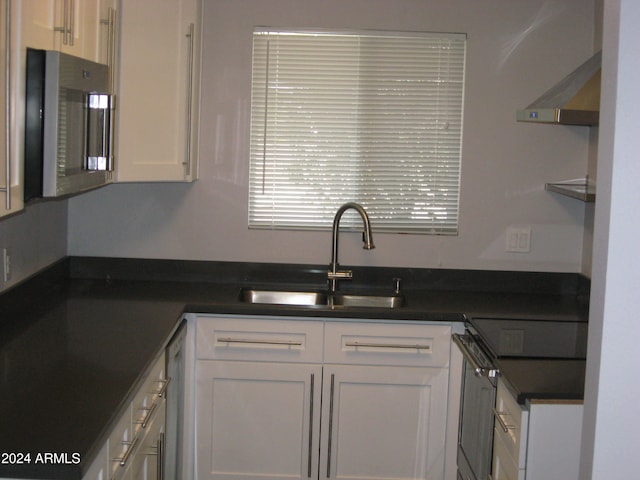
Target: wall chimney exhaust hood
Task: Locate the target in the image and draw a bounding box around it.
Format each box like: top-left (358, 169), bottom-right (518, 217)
top-left (517, 51), bottom-right (601, 126)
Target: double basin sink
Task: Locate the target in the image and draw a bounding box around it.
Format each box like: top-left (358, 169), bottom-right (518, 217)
top-left (240, 288), bottom-right (405, 309)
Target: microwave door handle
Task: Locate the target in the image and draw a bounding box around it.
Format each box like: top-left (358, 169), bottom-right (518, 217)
top-left (85, 93), bottom-right (114, 171)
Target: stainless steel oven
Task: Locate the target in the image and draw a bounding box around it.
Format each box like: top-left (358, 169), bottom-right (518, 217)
top-left (452, 317), bottom-right (588, 480)
top-left (453, 328), bottom-right (498, 480)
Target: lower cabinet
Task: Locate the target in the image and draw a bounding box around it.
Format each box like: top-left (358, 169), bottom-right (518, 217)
top-left (196, 361), bottom-right (322, 479)
top-left (129, 405), bottom-right (166, 480)
top-left (491, 379), bottom-right (583, 480)
top-left (82, 351), bottom-right (168, 480)
top-left (194, 315), bottom-right (453, 480)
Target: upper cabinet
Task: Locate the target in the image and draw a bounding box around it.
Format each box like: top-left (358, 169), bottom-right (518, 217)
top-left (114, 0), bottom-right (201, 182)
top-left (0, 0), bottom-right (28, 217)
top-left (20, 0), bottom-right (106, 62)
top-left (0, 1), bottom-right (23, 219)
top-left (52, 0), bottom-right (100, 61)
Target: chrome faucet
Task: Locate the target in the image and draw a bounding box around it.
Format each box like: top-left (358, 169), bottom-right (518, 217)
top-left (328, 202), bottom-right (375, 292)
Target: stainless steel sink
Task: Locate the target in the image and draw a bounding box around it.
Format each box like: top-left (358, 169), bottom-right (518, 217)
top-left (240, 289), bottom-right (328, 306)
top-left (240, 288), bottom-right (404, 309)
top-left (331, 293), bottom-right (404, 309)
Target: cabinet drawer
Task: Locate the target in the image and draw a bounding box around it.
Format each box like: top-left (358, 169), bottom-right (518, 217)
top-left (492, 423), bottom-right (521, 480)
top-left (132, 353), bottom-right (167, 436)
top-left (196, 316), bottom-right (324, 363)
top-left (324, 321), bottom-right (451, 367)
top-left (108, 404), bottom-right (134, 480)
top-left (493, 380), bottom-right (528, 469)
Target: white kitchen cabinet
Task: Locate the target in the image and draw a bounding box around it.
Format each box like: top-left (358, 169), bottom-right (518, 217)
top-left (194, 315), bottom-right (454, 480)
top-left (491, 379), bottom-right (583, 480)
top-left (321, 364), bottom-right (449, 480)
top-left (20, 0), bottom-right (105, 62)
top-left (129, 404), bottom-right (166, 480)
top-left (0, 1), bottom-right (23, 219)
top-left (195, 316), bottom-right (324, 480)
top-left (82, 351), bottom-right (168, 480)
top-left (197, 360), bottom-right (323, 480)
top-left (81, 441), bottom-right (108, 480)
top-left (0, 0), bottom-right (114, 221)
top-left (114, 0), bottom-right (201, 182)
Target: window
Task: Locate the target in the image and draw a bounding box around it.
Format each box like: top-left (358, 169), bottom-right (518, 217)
top-left (249, 28), bottom-right (466, 234)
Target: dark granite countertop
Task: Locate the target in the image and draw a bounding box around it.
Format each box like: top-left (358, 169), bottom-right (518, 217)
top-left (0, 256), bottom-right (590, 479)
top-left (496, 359), bottom-right (586, 404)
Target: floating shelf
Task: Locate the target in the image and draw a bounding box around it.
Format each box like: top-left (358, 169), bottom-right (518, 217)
top-left (545, 181), bottom-right (596, 202)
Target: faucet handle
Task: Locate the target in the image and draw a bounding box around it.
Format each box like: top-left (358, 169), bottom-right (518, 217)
top-left (392, 277), bottom-right (402, 294)
top-left (328, 269), bottom-right (353, 281)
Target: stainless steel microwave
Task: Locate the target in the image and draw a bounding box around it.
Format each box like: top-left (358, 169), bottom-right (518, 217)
top-left (24, 49), bottom-right (114, 200)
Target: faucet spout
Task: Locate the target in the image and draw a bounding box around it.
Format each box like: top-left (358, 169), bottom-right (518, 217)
top-left (328, 202), bottom-right (375, 292)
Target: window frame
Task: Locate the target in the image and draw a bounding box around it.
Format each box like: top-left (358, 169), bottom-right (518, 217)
top-left (248, 28), bottom-right (467, 235)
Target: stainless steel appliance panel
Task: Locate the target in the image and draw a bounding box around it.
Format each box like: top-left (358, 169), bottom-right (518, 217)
top-left (453, 333), bottom-right (497, 480)
top-left (25, 49), bottom-right (114, 199)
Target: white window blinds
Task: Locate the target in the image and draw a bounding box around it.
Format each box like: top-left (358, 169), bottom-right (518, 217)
top-left (249, 29), bottom-right (466, 234)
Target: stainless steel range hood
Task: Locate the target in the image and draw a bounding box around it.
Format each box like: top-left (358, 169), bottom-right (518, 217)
top-left (517, 51), bottom-right (601, 126)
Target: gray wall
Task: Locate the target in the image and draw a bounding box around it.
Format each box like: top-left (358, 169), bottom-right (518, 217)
top-left (581, 1), bottom-right (640, 478)
top-left (0, 0), bottom-right (596, 293)
top-left (0, 200), bottom-right (67, 291)
top-left (66, 0), bottom-right (595, 273)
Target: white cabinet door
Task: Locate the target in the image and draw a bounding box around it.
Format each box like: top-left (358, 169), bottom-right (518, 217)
top-left (52, 0), bottom-right (101, 61)
top-left (321, 364), bottom-right (449, 480)
top-left (196, 360), bottom-right (322, 480)
top-left (0, 1), bottom-right (26, 217)
top-left (20, 0), bottom-right (103, 61)
top-left (18, 0), bottom-right (56, 51)
top-left (115, 0), bottom-right (201, 182)
top-left (491, 379), bottom-right (583, 480)
top-left (193, 315), bottom-right (455, 480)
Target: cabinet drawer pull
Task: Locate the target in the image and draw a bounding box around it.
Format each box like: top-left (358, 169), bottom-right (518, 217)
top-left (326, 373), bottom-right (335, 478)
top-left (54, 0), bottom-right (74, 45)
top-left (137, 401), bottom-right (158, 428)
top-left (493, 408), bottom-right (516, 433)
top-left (345, 341), bottom-right (431, 351)
top-left (217, 337), bottom-right (303, 347)
top-left (308, 373), bottom-right (314, 478)
top-left (184, 22), bottom-right (195, 176)
top-left (147, 433), bottom-right (165, 480)
top-left (156, 377), bottom-right (171, 398)
top-left (114, 435), bottom-right (139, 467)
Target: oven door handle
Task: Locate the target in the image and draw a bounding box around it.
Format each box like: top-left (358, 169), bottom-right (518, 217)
top-left (452, 333), bottom-right (498, 378)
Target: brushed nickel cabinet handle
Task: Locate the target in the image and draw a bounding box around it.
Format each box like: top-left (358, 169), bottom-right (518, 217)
top-left (345, 341), bottom-right (431, 350)
top-left (217, 337), bottom-right (303, 347)
top-left (149, 432), bottom-right (165, 480)
top-left (101, 7), bottom-right (117, 90)
top-left (493, 408), bottom-right (516, 433)
top-left (326, 373), bottom-right (335, 478)
top-left (67, 0), bottom-right (74, 46)
top-left (114, 435), bottom-right (139, 467)
top-left (183, 22), bottom-right (195, 177)
top-left (54, 0), bottom-right (72, 45)
top-left (308, 373), bottom-right (314, 478)
top-left (136, 401), bottom-right (158, 429)
top-left (156, 377), bottom-right (171, 398)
